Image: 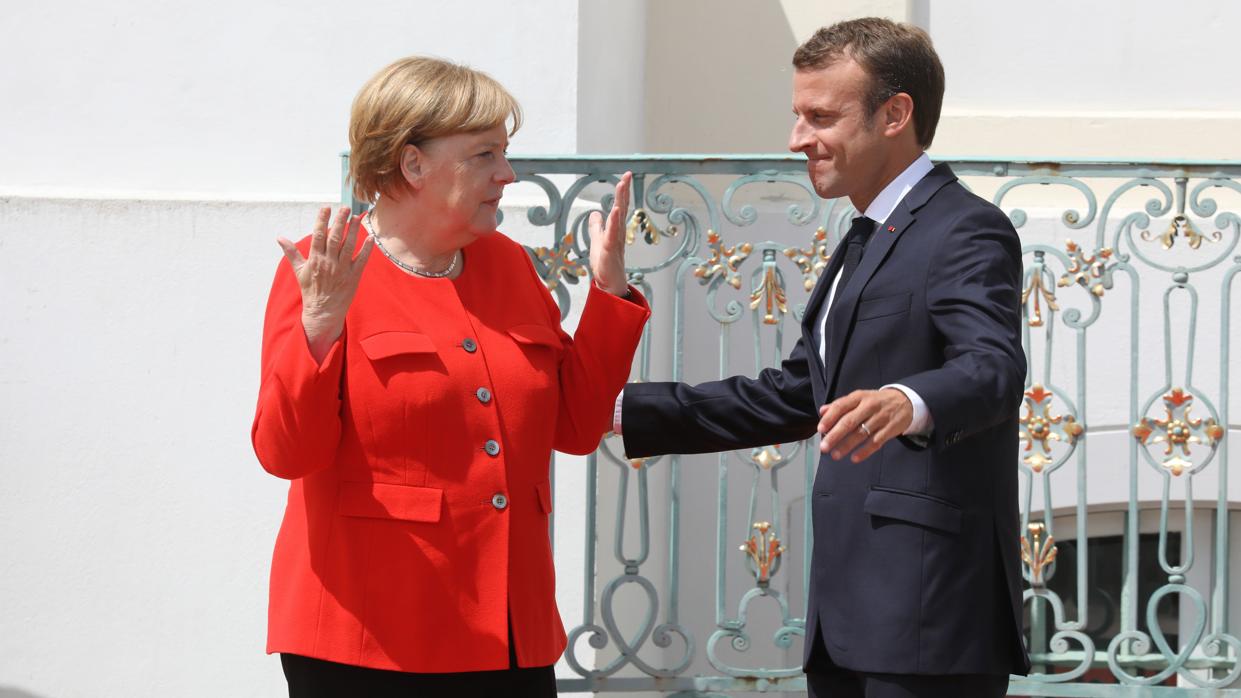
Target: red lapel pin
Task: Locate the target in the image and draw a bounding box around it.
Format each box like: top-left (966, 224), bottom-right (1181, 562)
top-left (887, 225), bottom-right (896, 232)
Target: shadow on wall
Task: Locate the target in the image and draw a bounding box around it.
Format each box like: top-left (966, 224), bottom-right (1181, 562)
top-left (0, 688), bottom-right (51, 698)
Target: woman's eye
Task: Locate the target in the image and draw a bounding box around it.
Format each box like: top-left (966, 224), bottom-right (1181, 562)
top-left (478, 151), bottom-right (495, 159)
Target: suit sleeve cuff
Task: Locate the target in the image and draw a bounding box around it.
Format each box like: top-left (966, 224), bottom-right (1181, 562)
top-left (882, 383), bottom-right (933, 436)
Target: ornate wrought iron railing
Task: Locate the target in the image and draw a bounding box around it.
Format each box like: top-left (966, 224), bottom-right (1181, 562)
top-left (345, 155), bottom-right (1241, 695)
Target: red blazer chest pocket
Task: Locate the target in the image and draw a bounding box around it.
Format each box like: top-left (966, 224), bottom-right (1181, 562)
top-left (338, 481), bottom-right (443, 523)
top-left (359, 331), bottom-right (446, 380)
top-left (361, 331), bottom-right (437, 360)
top-left (506, 324), bottom-right (563, 379)
top-left (506, 324), bottom-right (563, 351)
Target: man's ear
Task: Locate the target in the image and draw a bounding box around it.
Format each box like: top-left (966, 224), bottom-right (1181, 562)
top-left (881, 92), bottom-right (915, 139)
top-left (400, 144), bottom-right (424, 191)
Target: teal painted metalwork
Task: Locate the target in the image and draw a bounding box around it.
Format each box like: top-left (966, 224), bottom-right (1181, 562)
top-left (342, 154), bottom-right (1241, 694)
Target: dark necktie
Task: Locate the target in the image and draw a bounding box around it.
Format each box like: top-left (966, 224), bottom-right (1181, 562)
top-left (830, 215), bottom-right (875, 313)
top-left (817, 215), bottom-right (875, 367)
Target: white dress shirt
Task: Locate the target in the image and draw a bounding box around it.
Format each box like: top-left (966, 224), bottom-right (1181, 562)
top-left (614, 153), bottom-right (936, 437)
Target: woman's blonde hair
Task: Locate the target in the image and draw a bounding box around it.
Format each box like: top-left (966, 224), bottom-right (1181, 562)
top-left (348, 56), bottom-right (522, 204)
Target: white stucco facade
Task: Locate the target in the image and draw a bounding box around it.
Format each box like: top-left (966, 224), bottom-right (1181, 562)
top-left (2, 2), bottom-right (1238, 697)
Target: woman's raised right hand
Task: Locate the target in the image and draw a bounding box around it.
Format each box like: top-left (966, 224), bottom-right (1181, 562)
top-left (277, 206), bottom-right (374, 361)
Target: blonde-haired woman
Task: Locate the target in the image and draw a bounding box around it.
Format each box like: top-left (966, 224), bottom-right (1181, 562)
top-left (252, 56), bottom-right (648, 696)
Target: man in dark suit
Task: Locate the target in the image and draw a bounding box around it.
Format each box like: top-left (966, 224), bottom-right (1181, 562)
top-left (616, 18), bottom-right (1031, 697)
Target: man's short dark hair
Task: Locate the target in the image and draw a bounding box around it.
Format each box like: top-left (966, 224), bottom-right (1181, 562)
top-left (793, 18), bottom-right (945, 148)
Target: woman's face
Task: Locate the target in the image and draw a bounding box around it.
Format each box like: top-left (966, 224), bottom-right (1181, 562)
top-left (410, 125), bottom-right (516, 238)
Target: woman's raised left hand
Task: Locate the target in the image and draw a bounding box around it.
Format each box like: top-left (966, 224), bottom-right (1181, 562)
top-left (588, 171), bottom-right (632, 296)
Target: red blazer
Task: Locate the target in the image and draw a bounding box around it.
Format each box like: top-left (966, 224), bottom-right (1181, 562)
top-left (251, 228), bottom-right (649, 672)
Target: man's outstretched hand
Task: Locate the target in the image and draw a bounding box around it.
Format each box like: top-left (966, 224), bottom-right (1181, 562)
top-left (817, 388), bottom-right (913, 462)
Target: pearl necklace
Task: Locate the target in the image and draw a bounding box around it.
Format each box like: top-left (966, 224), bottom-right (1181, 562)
top-left (365, 209), bottom-right (459, 278)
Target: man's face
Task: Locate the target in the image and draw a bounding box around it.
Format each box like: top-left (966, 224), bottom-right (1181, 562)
top-left (789, 58), bottom-right (889, 208)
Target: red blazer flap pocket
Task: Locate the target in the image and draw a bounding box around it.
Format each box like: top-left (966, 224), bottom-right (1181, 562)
top-left (361, 332), bottom-right (437, 360)
top-left (338, 481), bottom-right (443, 523)
top-left (863, 487), bottom-right (961, 534)
top-left (507, 324), bottom-right (563, 349)
top-left (535, 481), bottom-right (553, 514)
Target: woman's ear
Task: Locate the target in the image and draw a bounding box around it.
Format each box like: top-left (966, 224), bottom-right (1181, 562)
top-left (400, 144), bottom-right (424, 191)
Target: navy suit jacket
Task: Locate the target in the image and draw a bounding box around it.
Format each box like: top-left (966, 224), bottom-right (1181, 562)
top-left (622, 164), bottom-right (1031, 676)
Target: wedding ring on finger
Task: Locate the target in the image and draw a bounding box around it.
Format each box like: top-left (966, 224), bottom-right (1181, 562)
top-left (859, 422), bottom-right (872, 437)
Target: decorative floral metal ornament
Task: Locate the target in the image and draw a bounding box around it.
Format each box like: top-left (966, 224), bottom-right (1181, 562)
top-left (1021, 521), bottom-right (1058, 587)
top-left (1022, 267), bottom-right (1060, 328)
top-left (1058, 239), bottom-right (1115, 297)
top-left (1141, 214), bottom-right (1222, 250)
top-left (749, 445), bottom-right (782, 470)
top-left (1018, 384), bottom-right (1083, 473)
top-left (1132, 388), bottom-right (1225, 476)
top-left (531, 232), bottom-right (588, 290)
top-left (626, 208), bottom-right (677, 245)
top-left (784, 227), bottom-right (831, 291)
top-left (749, 267), bottom-right (788, 325)
top-left (739, 521), bottom-right (786, 588)
top-left (692, 229), bottom-right (751, 289)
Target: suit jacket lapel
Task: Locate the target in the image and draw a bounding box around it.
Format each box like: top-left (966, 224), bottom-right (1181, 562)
top-left (821, 210), bottom-right (913, 397)
top-left (821, 163), bottom-right (960, 398)
top-left (800, 233), bottom-right (851, 383)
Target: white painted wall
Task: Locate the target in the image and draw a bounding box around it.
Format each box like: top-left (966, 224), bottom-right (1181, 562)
top-left (639, 0), bottom-right (1241, 160)
top-left (0, 0), bottom-right (581, 200)
top-left (928, 1), bottom-right (1241, 160)
top-left (3, 1), bottom-right (1239, 696)
top-left (1, 197), bottom-right (307, 698)
top-left (577, 1), bottom-right (647, 153)
top-left (929, 1), bottom-right (1241, 112)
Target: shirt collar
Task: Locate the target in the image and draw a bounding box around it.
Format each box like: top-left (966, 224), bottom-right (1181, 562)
top-left (862, 152), bottom-right (934, 225)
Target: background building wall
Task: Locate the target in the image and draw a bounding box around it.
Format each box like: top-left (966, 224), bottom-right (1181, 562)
top-left (640, 0), bottom-right (1241, 161)
top-left (0, 0), bottom-right (582, 200)
top-left (2, 2), bottom-right (1238, 697)
top-left (929, 1), bottom-right (1241, 160)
